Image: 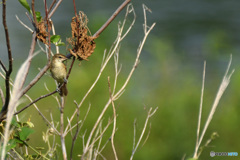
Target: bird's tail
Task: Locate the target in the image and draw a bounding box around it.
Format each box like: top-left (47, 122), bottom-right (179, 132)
top-left (60, 83), bottom-right (68, 96)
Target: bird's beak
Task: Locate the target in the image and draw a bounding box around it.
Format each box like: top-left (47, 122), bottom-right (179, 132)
top-left (63, 56), bottom-right (68, 61)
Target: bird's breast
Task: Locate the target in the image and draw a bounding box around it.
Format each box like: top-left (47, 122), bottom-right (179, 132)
top-left (50, 62), bottom-right (67, 83)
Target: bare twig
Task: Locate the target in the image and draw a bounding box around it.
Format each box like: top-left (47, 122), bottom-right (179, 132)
top-left (141, 123), bottom-right (151, 147)
top-left (25, 12), bottom-right (37, 31)
top-left (14, 90), bottom-right (57, 116)
top-left (48, 0), bottom-right (63, 18)
top-left (84, 119), bottom-right (113, 158)
top-left (70, 101), bottom-right (81, 160)
top-left (193, 55), bottom-right (234, 159)
top-left (107, 77), bottom-right (118, 160)
top-left (60, 97), bottom-right (67, 160)
top-left (49, 0), bottom-right (56, 13)
top-left (93, 0), bottom-right (131, 38)
top-left (15, 15), bottom-right (33, 33)
top-left (44, 0), bottom-right (51, 57)
top-left (132, 119), bottom-right (137, 152)
top-left (130, 107), bottom-right (158, 160)
top-left (0, 88), bottom-right (5, 105)
top-left (72, 0), bottom-right (78, 17)
top-left (31, 0), bottom-right (37, 26)
top-left (193, 61), bottom-right (206, 157)
top-left (0, 60), bottom-right (7, 73)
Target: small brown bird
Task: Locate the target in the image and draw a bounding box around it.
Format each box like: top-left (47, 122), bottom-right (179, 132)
top-left (50, 54), bottom-right (68, 96)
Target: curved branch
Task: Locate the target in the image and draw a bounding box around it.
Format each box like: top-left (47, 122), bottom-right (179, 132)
top-left (14, 90), bottom-right (57, 116)
top-left (93, 0), bottom-right (131, 38)
top-left (0, 0), bottom-right (13, 120)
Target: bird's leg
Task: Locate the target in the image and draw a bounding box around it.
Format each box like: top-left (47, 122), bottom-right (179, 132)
top-left (56, 83), bottom-right (61, 93)
top-left (64, 78), bottom-right (68, 84)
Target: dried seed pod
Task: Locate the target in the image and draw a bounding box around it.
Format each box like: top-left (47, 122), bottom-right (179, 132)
top-left (68, 11), bottom-right (96, 61)
top-left (36, 20), bottom-right (48, 44)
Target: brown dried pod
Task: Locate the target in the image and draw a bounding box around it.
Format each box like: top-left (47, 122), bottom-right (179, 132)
top-left (68, 11), bottom-right (96, 61)
top-left (36, 20), bottom-right (48, 44)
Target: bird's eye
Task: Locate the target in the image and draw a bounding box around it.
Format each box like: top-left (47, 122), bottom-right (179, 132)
top-left (58, 56), bottom-right (62, 58)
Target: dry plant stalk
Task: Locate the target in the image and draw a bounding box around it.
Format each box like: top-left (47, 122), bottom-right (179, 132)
top-left (193, 55), bottom-right (234, 159)
top-left (36, 19), bottom-right (49, 44)
top-left (68, 11), bottom-right (96, 60)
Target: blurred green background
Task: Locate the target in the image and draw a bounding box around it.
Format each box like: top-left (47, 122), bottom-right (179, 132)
top-left (1, 0), bottom-right (240, 159)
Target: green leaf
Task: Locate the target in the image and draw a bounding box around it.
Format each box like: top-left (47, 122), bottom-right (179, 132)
top-left (11, 118), bottom-right (20, 128)
top-left (19, 127), bottom-right (35, 141)
top-left (50, 35), bottom-right (61, 44)
top-left (15, 138), bottom-right (24, 144)
top-left (56, 42), bottom-right (65, 46)
top-left (18, 0), bottom-right (31, 13)
top-left (35, 11), bottom-right (42, 22)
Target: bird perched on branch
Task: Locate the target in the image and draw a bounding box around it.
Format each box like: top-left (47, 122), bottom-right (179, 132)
top-left (50, 53), bottom-right (68, 96)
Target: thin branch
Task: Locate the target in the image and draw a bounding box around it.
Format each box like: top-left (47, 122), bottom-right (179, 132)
top-left (107, 77), bottom-right (118, 160)
top-left (48, 0), bottom-right (63, 18)
top-left (69, 101), bottom-right (81, 160)
top-left (15, 15), bottom-right (33, 33)
top-left (141, 123), bottom-right (151, 147)
top-left (193, 61), bottom-right (206, 158)
top-left (31, 0), bottom-right (37, 26)
top-left (0, 0), bottom-right (13, 122)
top-left (69, 101), bottom-right (80, 160)
top-left (120, 4), bottom-right (136, 41)
top-left (60, 97), bottom-right (67, 160)
top-left (0, 88), bottom-right (5, 105)
top-left (132, 119), bottom-right (137, 152)
top-left (93, 0), bottom-right (131, 38)
top-left (83, 119), bottom-right (113, 158)
top-left (44, 0), bottom-right (51, 57)
top-left (14, 90), bottom-right (57, 116)
top-left (49, 0), bottom-right (56, 13)
top-left (72, 0), bottom-right (78, 17)
top-left (142, 4), bottom-right (152, 34)
top-left (67, 56), bottom-right (75, 79)
top-left (130, 107), bottom-right (158, 160)
top-left (0, 60), bottom-right (7, 73)
top-left (24, 93), bottom-right (60, 135)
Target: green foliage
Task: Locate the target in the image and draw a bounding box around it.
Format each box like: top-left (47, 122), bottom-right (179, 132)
top-left (35, 11), bottom-right (42, 23)
top-left (0, 118), bottom-right (35, 158)
top-left (18, 0), bottom-right (31, 13)
top-left (50, 35), bottom-right (65, 46)
top-left (18, 1), bottom-right (42, 22)
top-left (19, 127), bottom-right (35, 142)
